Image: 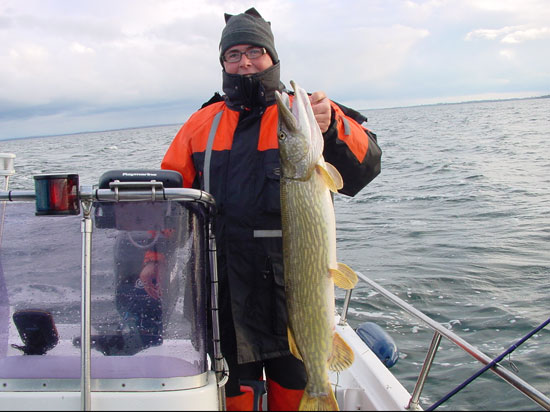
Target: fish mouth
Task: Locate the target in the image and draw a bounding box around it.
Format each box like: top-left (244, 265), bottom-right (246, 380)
top-left (275, 89), bottom-right (298, 134)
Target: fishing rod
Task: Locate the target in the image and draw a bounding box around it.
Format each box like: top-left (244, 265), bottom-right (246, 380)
top-left (426, 316), bottom-right (550, 411)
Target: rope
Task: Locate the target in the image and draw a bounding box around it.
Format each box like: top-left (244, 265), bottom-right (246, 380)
top-left (426, 316), bottom-right (550, 411)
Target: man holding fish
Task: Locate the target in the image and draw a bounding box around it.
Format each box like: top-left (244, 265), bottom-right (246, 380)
top-left (152, 7), bottom-right (381, 411)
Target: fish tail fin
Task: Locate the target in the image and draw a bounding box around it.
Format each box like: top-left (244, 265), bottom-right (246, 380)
top-left (299, 386), bottom-right (339, 411)
top-left (329, 332), bottom-right (355, 371)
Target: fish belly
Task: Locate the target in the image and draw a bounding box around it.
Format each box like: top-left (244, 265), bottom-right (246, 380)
top-left (281, 169), bottom-right (336, 394)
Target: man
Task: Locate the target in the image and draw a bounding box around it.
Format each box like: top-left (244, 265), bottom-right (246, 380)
top-left (146, 7), bottom-right (381, 410)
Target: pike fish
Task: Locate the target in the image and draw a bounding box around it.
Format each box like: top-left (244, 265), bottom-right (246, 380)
top-left (275, 80), bottom-right (358, 411)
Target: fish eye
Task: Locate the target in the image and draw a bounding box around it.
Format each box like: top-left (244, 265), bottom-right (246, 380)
top-left (278, 131), bottom-right (286, 140)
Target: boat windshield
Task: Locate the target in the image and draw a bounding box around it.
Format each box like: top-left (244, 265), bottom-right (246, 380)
top-left (0, 199), bottom-right (210, 388)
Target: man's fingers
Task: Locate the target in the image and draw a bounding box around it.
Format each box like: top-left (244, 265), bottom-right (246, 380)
top-left (309, 91), bottom-right (327, 104)
top-left (309, 91), bottom-right (331, 132)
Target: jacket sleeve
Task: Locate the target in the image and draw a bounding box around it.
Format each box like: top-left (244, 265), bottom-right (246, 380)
top-left (322, 101), bottom-right (382, 197)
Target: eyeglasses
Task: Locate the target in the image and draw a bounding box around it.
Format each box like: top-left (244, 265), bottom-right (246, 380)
top-left (223, 47), bottom-right (267, 63)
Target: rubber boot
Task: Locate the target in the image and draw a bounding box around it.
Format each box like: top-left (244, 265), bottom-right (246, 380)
top-left (266, 378), bottom-right (304, 411)
top-left (226, 386), bottom-right (255, 411)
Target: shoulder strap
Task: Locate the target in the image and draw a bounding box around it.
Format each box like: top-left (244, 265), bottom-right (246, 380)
top-left (203, 110), bottom-right (224, 193)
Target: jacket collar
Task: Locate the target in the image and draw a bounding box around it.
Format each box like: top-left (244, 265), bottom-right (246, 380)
top-left (222, 62), bottom-right (284, 110)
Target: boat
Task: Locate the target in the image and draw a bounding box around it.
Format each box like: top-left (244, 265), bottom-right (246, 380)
top-left (0, 152), bottom-right (548, 411)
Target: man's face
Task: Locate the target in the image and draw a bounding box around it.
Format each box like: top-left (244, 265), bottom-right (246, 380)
top-left (222, 44), bottom-right (274, 75)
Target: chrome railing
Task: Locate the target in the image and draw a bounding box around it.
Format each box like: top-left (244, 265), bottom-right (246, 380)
top-left (339, 271), bottom-right (550, 411)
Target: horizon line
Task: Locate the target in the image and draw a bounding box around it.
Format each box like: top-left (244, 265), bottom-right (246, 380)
top-left (2, 94), bottom-right (549, 143)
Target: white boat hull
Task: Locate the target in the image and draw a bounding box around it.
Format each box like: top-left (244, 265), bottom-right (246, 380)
top-left (331, 318), bottom-right (413, 411)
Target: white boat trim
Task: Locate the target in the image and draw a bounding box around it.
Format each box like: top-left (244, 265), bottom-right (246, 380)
top-left (0, 370), bottom-right (219, 411)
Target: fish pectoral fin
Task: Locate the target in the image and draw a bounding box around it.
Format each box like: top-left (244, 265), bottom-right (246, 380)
top-left (330, 263), bottom-right (358, 290)
top-left (287, 327), bottom-right (303, 361)
top-left (328, 332), bottom-right (354, 372)
top-left (316, 162), bottom-right (343, 192)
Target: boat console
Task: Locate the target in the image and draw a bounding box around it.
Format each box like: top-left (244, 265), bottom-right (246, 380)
top-left (0, 169), bottom-right (226, 411)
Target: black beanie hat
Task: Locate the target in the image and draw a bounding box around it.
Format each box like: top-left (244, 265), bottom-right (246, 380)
top-left (219, 7), bottom-right (279, 65)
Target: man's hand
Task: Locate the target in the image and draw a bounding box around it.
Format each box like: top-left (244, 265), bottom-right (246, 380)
top-left (139, 261), bottom-right (163, 300)
top-left (309, 91), bottom-right (332, 133)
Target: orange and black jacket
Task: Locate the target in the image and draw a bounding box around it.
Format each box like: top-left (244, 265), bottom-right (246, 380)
top-left (162, 63), bottom-right (381, 364)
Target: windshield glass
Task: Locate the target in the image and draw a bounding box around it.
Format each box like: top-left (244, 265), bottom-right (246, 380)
top-left (0, 199), bottom-right (209, 383)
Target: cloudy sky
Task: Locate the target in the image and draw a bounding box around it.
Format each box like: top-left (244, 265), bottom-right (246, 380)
top-left (1, 0), bottom-right (549, 140)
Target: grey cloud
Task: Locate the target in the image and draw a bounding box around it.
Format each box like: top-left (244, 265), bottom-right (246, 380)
top-left (12, 13), bottom-right (125, 43)
top-left (0, 15), bottom-right (13, 29)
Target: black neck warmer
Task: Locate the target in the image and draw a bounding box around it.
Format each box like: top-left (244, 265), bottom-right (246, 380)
top-left (222, 62), bottom-right (284, 110)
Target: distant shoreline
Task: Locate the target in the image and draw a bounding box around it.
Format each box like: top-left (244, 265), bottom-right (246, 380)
top-left (0, 122), bottom-right (181, 143)
top-left (362, 94), bottom-right (550, 112)
top-left (1, 95), bottom-right (548, 142)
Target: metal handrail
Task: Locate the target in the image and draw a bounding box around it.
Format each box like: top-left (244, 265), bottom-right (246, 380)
top-left (80, 200), bottom-right (93, 410)
top-left (0, 186), bottom-right (216, 206)
top-left (345, 271), bottom-right (550, 410)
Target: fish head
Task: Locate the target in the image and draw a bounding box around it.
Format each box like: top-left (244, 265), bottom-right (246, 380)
top-left (275, 80), bottom-right (324, 180)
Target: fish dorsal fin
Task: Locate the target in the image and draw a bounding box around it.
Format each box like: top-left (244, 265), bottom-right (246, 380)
top-left (330, 263), bottom-right (358, 290)
top-left (328, 332), bottom-right (354, 372)
top-left (287, 327), bottom-right (303, 361)
top-left (316, 161), bottom-right (343, 193)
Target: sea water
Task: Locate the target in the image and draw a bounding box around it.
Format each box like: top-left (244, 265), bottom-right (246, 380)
top-left (2, 97), bottom-right (549, 410)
